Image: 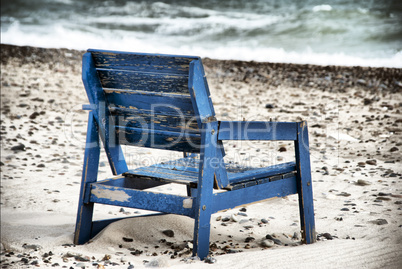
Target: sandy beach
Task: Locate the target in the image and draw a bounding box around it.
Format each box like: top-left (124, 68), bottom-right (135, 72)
top-left (1, 44), bottom-right (401, 268)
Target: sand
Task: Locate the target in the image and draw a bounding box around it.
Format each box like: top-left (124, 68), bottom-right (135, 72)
top-left (1, 44), bottom-right (401, 268)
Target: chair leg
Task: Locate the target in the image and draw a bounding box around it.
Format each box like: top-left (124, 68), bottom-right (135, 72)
top-left (192, 122), bottom-right (218, 260)
top-left (295, 121), bottom-right (316, 244)
top-left (74, 113), bottom-right (101, 245)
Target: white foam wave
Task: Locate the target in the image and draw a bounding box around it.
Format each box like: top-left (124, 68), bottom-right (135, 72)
top-left (2, 21), bottom-right (401, 68)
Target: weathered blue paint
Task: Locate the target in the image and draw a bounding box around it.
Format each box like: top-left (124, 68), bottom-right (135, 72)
top-left (74, 112), bottom-right (100, 245)
top-left (116, 125), bottom-right (201, 152)
top-left (192, 122), bottom-right (218, 258)
top-left (89, 49), bottom-right (199, 74)
top-left (82, 53), bottom-right (128, 175)
top-left (75, 49), bottom-right (316, 261)
top-left (97, 69), bottom-right (190, 94)
top-left (90, 183), bottom-right (195, 217)
top-left (218, 121), bottom-right (297, 141)
top-left (211, 175), bottom-right (298, 213)
top-left (228, 162), bottom-right (296, 183)
top-left (295, 121), bottom-right (316, 244)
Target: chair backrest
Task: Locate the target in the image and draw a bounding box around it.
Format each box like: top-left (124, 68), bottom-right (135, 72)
top-left (83, 49), bottom-right (216, 153)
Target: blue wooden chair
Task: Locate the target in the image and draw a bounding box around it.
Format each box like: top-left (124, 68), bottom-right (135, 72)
top-left (74, 49), bottom-right (316, 260)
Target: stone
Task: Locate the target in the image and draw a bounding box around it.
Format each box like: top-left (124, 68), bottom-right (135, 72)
top-left (261, 218), bottom-right (269, 224)
top-left (204, 257), bottom-right (217, 264)
top-left (375, 219), bottom-right (388, 225)
top-left (265, 104), bottom-right (275, 109)
top-left (245, 237), bottom-right (255, 243)
top-left (278, 146), bottom-right (287, 152)
top-left (265, 234), bottom-right (282, 245)
top-left (366, 159), bottom-right (377, 165)
top-left (355, 179), bottom-right (371, 186)
top-left (390, 146), bottom-right (399, 152)
top-left (11, 144), bottom-right (25, 151)
top-left (260, 239), bottom-right (274, 248)
top-left (162, 230), bottom-right (174, 237)
top-left (123, 237), bottom-right (134, 242)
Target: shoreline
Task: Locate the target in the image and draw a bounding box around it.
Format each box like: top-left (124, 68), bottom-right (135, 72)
top-left (2, 43), bottom-right (401, 94)
top-left (1, 43), bottom-right (401, 268)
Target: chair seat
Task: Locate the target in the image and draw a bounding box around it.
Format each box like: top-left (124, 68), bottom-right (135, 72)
top-left (122, 157), bottom-right (296, 190)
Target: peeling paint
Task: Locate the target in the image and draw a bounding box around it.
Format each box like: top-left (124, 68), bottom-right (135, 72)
top-left (91, 187), bottom-right (130, 202)
top-left (183, 198), bottom-right (193, 208)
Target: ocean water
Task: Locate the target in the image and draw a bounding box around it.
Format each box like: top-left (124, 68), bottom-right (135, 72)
top-left (1, 0), bottom-right (401, 67)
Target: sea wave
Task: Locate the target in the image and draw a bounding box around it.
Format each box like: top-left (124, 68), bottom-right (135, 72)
top-left (1, 20), bottom-right (401, 68)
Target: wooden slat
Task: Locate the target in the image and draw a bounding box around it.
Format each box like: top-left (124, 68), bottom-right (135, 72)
top-left (82, 53), bottom-right (128, 175)
top-left (218, 121), bottom-right (298, 141)
top-left (116, 126), bottom-right (201, 152)
top-left (188, 60), bottom-right (215, 124)
top-left (89, 183), bottom-right (195, 217)
top-left (211, 176), bottom-right (298, 214)
top-left (105, 90), bottom-right (196, 117)
top-left (97, 69), bottom-right (190, 94)
top-left (96, 175), bottom-right (168, 190)
top-left (111, 107), bottom-right (200, 134)
top-left (89, 49), bottom-right (199, 75)
top-left (228, 162), bottom-right (296, 184)
top-left (125, 166), bottom-right (199, 185)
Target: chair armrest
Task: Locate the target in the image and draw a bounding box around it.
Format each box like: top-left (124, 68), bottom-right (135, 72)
top-left (218, 121), bottom-right (300, 141)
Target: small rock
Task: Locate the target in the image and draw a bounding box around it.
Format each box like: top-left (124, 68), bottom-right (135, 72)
top-left (22, 244), bottom-right (41, 251)
top-left (29, 112), bottom-right (40, 120)
top-left (321, 233), bottom-right (333, 240)
top-left (356, 179), bottom-right (371, 186)
top-left (204, 257), bottom-right (217, 264)
top-left (265, 234), bottom-right (282, 245)
top-left (260, 239), bottom-right (274, 248)
top-left (265, 104), bottom-right (275, 109)
top-left (278, 146), bottom-right (287, 152)
top-left (123, 237), bottom-right (134, 242)
top-left (230, 214), bottom-right (239, 222)
top-left (390, 147), bottom-right (399, 152)
top-left (366, 159), bottom-right (377, 165)
top-left (162, 230), bottom-right (174, 237)
top-left (11, 144), bottom-right (25, 151)
top-left (375, 219), bottom-right (388, 225)
top-left (261, 218), bottom-right (269, 224)
top-left (245, 237), bottom-right (255, 243)
top-left (239, 207), bottom-right (247, 212)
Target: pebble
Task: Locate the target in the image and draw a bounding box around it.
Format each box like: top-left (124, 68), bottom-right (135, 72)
top-left (123, 237), bottom-right (134, 242)
top-left (204, 257), bottom-right (217, 264)
top-left (245, 236), bottom-right (255, 243)
top-left (261, 218), bottom-right (269, 224)
top-left (355, 179), bottom-right (371, 186)
top-left (231, 214), bottom-right (239, 222)
top-left (22, 244), bottom-right (42, 251)
top-left (260, 239), bottom-right (274, 248)
top-left (265, 234), bottom-right (282, 245)
top-left (366, 159), bottom-right (377, 165)
top-left (162, 230), bottom-right (174, 237)
top-left (265, 104), bottom-right (275, 109)
top-left (374, 219), bottom-right (388, 225)
top-left (11, 143), bottom-right (25, 151)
